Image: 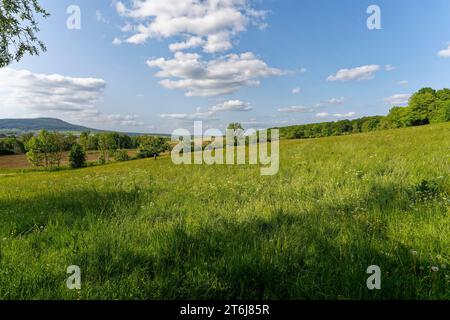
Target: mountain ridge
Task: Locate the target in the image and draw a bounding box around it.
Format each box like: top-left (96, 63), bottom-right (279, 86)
top-left (0, 118), bottom-right (167, 136)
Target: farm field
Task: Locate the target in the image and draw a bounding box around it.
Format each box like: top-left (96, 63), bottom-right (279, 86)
top-left (0, 150), bottom-right (138, 170)
top-left (0, 123), bottom-right (449, 299)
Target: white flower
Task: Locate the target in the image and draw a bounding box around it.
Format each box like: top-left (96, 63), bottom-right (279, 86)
top-left (431, 266), bottom-right (439, 272)
top-left (410, 250), bottom-right (418, 256)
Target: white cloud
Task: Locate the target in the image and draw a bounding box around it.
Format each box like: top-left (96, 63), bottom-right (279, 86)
top-left (384, 93), bottom-right (411, 106)
top-left (327, 65), bottom-right (380, 81)
top-left (169, 36), bottom-right (205, 52)
top-left (147, 52), bottom-right (283, 97)
top-left (0, 68), bottom-right (140, 127)
top-left (115, 0), bottom-right (266, 53)
top-left (326, 97), bottom-right (346, 104)
top-left (209, 100), bottom-right (252, 112)
top-left (160, 113), bottom-right (189, 120)
top-left (161, 111), bottom-right (217, 121)
top-left (385, 64), bottom-right (395, 71)
top-left (397, 80), bottom-right (409, 86)
top-left (277, 106), bottom-right (313, 113)
top-left (160, 99), bottom-right (251, 122)
top-left (204, 31), bottom-right (233, 53)
top-left (438, 44), bottom-right (450, 58)
top-left (112, 37), bottom-right (123, 45)
top-left (316, 112), bottom-right (356, 118)
top-left (333, 112), bottom-right (356, 118)
top-left (292, 87), bottom-right (301, 94)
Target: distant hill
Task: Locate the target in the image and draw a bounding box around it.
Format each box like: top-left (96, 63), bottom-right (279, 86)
top-left (0, 118), bottom-right (96, 133)
top-left (0, 118), bottom-right (169, 137)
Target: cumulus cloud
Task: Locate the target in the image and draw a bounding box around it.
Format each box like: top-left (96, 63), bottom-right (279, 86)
top-left (316, 112), bottom-right (356, 118)
top-left (327, 65), bottom-right (380, 81)
top-left (0, 68), bottom-right (141, 127)
top-left (115, 0), bottom-right (266, 53)
top-left (384, 93), bottom-right (411, 106)
top-left (169, 36), bottom-right (205, 52)
top-left (160, 99), bottom-right (252, 122)
top-left (147, 52), bottom-right (283, 97)
top-left (438, 44), bottom-right (450, 58)
top-left (209, 100), bottom-right (252, 112)
top-left (277, 106), bottom-right (313, 113)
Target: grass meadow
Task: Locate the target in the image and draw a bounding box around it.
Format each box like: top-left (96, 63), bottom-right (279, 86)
top-left (0, 123), bottom-right (449, 299)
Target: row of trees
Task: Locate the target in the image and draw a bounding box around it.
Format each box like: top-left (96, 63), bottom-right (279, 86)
top-left (2, 129), bottom-right (171, 170)
top-left (387, 88), bottom-right (450, 127)
top-left (0, 137), bottom-right (26, 155)
top-left (279, 87), bottom-right (450, 139)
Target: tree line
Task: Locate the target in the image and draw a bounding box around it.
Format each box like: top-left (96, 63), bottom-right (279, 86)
top-left (0, 130), bottom-right (170, 170)
top-left (277, 87), bottom-right (450, 139)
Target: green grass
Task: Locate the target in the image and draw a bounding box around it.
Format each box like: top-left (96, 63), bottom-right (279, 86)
top-left (0, 123), bottom-right (449, 299)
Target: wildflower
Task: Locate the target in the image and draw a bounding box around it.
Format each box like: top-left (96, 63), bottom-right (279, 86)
top-left (431, 266), bottom-right (439, 272)
top-left (410, 250), bottom-right (418, 256)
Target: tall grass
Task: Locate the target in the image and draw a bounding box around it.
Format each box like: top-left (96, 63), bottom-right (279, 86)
top-left (0, 123), bottom-right (449, 299)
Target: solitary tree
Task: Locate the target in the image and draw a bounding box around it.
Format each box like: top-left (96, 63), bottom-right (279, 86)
top-left (227, 123), bottom-right (244, 132)
top-left (69, 143), bottom-right (86, 169)
top-left (0, 0), bottom-right (50, 68)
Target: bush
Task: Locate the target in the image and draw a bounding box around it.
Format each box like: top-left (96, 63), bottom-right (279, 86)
top-left (114, 149), bottom-right (130, 162)
top-left (69, 144), bottom-right (87, 169)
top-left (138, 136), bottom-right (170, 159)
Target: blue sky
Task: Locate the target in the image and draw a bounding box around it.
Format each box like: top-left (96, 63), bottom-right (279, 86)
top-left (1, 0), bottom-right (450, 133)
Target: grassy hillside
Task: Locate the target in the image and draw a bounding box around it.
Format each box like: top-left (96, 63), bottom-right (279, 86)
top-left (0, 123), bottom-right (449, 299)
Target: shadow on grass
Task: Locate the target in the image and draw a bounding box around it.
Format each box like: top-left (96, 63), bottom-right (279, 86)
top-left (0, 187), bottom-right (145, 237)
top-left (73, 182), bottom-right (448, 300)
top-left (0, 181), bottom-right (447, 299)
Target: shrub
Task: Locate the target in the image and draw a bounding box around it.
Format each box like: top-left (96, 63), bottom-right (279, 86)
top-left (114, 149), bottom-right (130, 162)
top-left (69, 144), bottom-right (87, 169)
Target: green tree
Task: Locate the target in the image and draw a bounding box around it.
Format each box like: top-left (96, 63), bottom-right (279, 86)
top-left (79, 131), bottom-right (90, 151)
top-left (97, 133), bottom-right (117, 164)
top-left (25, 130), bottom-right (63, 169)
top-left (408, 88), bottom-right (436, 125)
top-left (0, 0), bottom-right (50, 68)
top-left (20, 132), bottom-right (34, 146)
top-left (137, 136), bottom-right (170, 159)
top-left (69, 143), bottom-right (86, 169)
top-left (227, 123), bottom-right (244, 131)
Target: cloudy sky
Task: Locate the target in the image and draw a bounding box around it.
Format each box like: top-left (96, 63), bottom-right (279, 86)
top-left (1, 0), bottom-right (450, 133)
